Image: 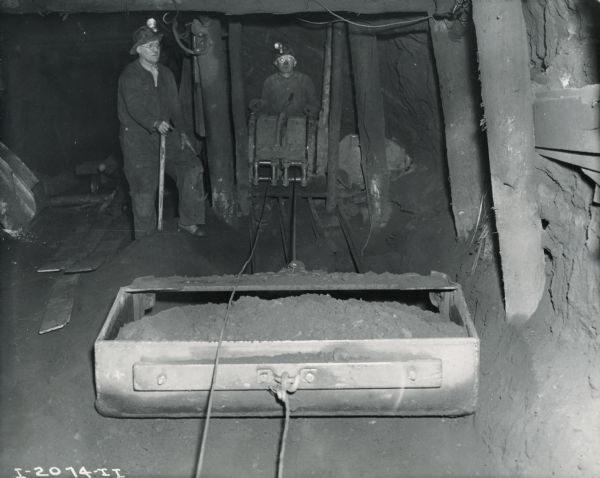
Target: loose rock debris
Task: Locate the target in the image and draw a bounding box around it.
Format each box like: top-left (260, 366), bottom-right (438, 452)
top-left (116, 293), bottom-right (466, 341)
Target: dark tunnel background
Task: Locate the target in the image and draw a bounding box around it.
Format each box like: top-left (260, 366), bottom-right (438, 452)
top-left (0, 11), bottom-right (447, 200)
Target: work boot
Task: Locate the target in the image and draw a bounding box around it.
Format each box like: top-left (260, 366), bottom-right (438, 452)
top-left (178, 223), bottom-right (207, 237)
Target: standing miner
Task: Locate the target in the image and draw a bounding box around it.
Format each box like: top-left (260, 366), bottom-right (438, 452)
top-left (118, 22), bottom-right (206, 238)
top-left (250, 43), bottom-right (319, 117)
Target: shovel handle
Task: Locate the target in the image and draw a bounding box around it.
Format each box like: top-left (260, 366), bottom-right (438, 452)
top-left (157, 134), bottom-right (166, 231)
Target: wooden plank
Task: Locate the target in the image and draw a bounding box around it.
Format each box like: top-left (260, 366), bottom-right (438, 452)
top-left (536, 148), bottom-right (600, 173)
top-left (39, 274), bottom-right (80, 334)
top-left (348, 26), bottom-right (390, 227)
top-left (0, 142), bottom-right (46, 229)
top-left (326, 22), bottom-right (346, 213)
top-left (0, 156), bottom-right (36, 228)
top-left (581, 168), bottom-right (600, 186)
top-left (0, 0), bottom-right (434, 15)
top-left (473, 0), bottom-right (545, 322)
top-left (316, 24), bottom-right (332, 176)
top-left (229, 21), bottom-right (250, 216)
top-left (195, 17), bottom-right (236, 224)
top-left (534, 85), bottom-right (600, 154)
top-left (430, 18), bottom-right (485, 241)
top-left (0, 141), bottom-right (39, 189)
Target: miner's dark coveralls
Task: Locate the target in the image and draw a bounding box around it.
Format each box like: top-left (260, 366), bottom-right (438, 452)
top-left (259, 71), bottom-right (319, 117)
top-left (118, 60), bottom-right (205, 238)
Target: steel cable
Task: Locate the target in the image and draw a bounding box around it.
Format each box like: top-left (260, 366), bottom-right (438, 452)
top-left (194, 184), bottom-right (270, 478)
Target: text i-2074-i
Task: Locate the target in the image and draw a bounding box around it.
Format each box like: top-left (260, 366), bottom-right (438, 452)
top-left (13, 467), bottom-right (125, 478)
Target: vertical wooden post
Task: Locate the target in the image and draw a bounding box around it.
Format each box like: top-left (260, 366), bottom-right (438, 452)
top-left (348, 26), bottom-right (390, 227)
top-left (316, 25), bottom-right (332, 176)
top-left (430, 18), bottom-right (485, 241)
top-left (326, 22), bottom-right (346, 213)
top-left (473, 0), bottom-right (545, 322)
top-left (194, 17), bottom-right (236, 224)
top-left (228, 21), bottom-right (250, 216)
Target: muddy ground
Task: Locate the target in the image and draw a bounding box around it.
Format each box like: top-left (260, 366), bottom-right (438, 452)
top-left (0, 181), bottom-right (498, 478)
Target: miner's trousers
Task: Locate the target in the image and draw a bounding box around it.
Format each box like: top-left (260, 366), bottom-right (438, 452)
top-left (120, 127), bottom-right (205, 239)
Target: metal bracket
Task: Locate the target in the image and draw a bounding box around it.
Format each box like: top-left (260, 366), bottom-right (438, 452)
top-left (132, 360), bottom-right (442, 392)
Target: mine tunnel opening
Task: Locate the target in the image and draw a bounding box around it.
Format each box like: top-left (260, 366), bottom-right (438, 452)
top-left (227, 10), bottom-right (457, 275)
top-left (0, 9), bottom-right (454, 268)
top-left (3, 1), bottom-right (600, 477)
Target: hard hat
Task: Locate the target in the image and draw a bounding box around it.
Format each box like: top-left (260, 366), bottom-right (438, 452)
top-left (130, 23), bottom-right (163, 55)
top-left (273, 42), bottom-right (296, 62)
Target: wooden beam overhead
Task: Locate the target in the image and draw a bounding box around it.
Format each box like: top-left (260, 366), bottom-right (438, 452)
top-left (0, 0), bottom-right (434, 15)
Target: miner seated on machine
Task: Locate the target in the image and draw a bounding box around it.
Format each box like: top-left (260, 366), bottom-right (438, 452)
top-left (248, 43), bottom-right (319, 187)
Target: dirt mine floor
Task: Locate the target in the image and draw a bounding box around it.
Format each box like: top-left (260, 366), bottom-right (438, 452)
top-left (0, 188), bottom-right (496, 478)
top-left (2, 142), bottom-right (598, 477)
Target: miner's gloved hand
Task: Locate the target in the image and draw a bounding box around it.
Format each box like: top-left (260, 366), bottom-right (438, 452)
top-left (249, 98), bottom-right (263, 112)
top-left (153, 120), bottom-right (172, 135)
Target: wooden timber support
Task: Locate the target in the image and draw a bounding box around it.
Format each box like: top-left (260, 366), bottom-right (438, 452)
top-left (348, 25), bottom-right (390, 228)
top-left (472, 0), bottom-right (545, 322)
top-left (0, 0), bottom-right (435, 14)
top-left (429, 18), bottom-right (485, 242)
top-left (228, 21), bottom-right (250, 216)
top-left (316, 25), bottom-right (332, 176)
top-left (325, 22), bottom-right (346, 213)
top-left (193, 17), bottom-right (237, 225)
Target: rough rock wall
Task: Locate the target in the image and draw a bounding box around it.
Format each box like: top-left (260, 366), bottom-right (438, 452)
top-left (469, 1), bottom-right (600, 475)
top-left (470, 160), bottom-right (600, 475)
top-left (380, 31), bottom-right (443, 168)
top-left (379, 30), bottom-right (449, 217)
top-left (524, 0), bottom-right (600, 89)
top-left (524, 0), bottom-right (600, 363)
top-left (362, 29), bottom-right (455, 275)
top-left (537, 161), bottom-right (600, 339)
